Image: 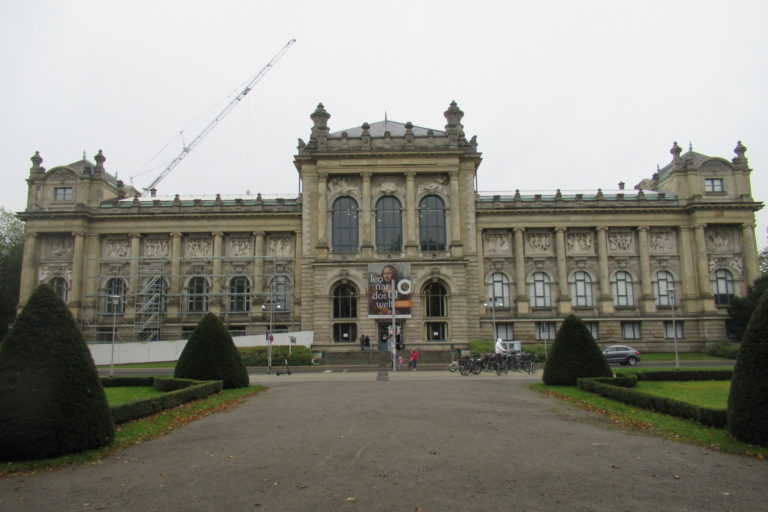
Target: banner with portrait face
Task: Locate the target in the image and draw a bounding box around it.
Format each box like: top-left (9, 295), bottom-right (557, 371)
top-left (367, 263), bottom-right (412, 318)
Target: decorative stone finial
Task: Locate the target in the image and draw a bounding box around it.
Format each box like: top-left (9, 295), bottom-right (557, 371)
top-left (444, 101), bottom-right (465, 142)
top-left (30, 151), bottom-right (44, 173)
top-left (94, 149), bottom-right (105, 175)
top-left (733, 140), bottom-right (748, 165)
top-left (670, 141), bottom-right (682, 161)
top-left (310, 103), bottom-right (330, 130)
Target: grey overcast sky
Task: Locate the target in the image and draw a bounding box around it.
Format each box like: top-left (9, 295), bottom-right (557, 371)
top-left (2, 0), bottom-right (766, 247)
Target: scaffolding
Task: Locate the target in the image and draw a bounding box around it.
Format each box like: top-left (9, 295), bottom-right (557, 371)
top-left (81, 254), bottom-right (295, 344)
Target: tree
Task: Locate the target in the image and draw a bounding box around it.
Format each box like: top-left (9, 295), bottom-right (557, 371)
top-left (759, 246), bottom-right (768, 274)
top-left (0, 207), bottom-right (24, 340)
top-left (174, 313), bottom-right (249, 389)
top-left (727, 288), bottom-right (768, 446)
top-left (543, 314), bottom-right (612, 386)
top-left (727, 274), bottom-right (768, 342)
top-left (0, 284), bottom-right (114, 460)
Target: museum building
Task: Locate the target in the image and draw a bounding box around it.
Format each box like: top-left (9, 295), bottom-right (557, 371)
top-left (17, 102), bottom-right (763, 353)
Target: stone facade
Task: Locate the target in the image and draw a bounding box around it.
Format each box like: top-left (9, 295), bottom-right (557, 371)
top-left (17, 103), bottom-right (763, 352)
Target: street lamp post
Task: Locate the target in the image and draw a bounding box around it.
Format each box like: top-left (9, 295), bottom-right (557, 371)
top-left (108, 294), bottom-right (122, 377)
top-left (484, 297), bottom-right (501, 342)
top-left (669, 286), bottom-right (680, 370)
top-left (261, 282), bottom-right (281, 374)
top-left (390, 279), bottom-right (397, 372)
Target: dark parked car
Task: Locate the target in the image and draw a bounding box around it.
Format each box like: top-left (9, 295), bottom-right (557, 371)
top-left (602, 345), bottom-right (641, 366)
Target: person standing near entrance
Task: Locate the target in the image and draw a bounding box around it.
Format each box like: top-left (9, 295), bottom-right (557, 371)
top-left (409, 349), bottom-right (419, 371)
top-left (360, 334), bottom-right (366, 351)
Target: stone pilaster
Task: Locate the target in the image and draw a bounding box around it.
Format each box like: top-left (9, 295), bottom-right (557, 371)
top-left (317, 173), bottom-right (328, 254)
top-left (253, 232), bottom-right (265, 295)
top-left (636, 226), bottom-right (654, 314)
top-left (596, 227), bottom-right (614, 314)
top-left (405, 172), bottom-right (417, 254)
top-left (210, 232), bottom-right (224, 313)
top-left (19, 232), bottom-right (38, 305)
top-left (742, 223), bottom-right (760, 285)
top-left (361, 172), bottom-right (372, 252)
top-left (167, 232), bottom-right (182, 318)
top-left (449, 171), bottom-right (463, 256)
top-left (694, 224), bottom-right (717, 312)
top-left (555, 227), bottom-right (571, 314)
top-left (678, 226), bottom-right (697, 313)
top-left (514, 228), bottom-right (529, 314)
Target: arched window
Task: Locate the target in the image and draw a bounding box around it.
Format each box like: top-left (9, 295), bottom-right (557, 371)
top-left (612, 271), bottom-right (635, 307)
top-left (188, 277), bottom-right (208, 313)
top-left (333, 283), bottom-right (358, 318)
top-left (654, 270), bottom-right (675, 307)
top-left (418, 195), bottom-right (446, 251)
top-left (50, 277), bottom-right (68, 303)
top-left (713, 269), bottom-right (735, 306)
top-left (105, 277), bottom-right (127, 314)
top-left (529, 272), bottom-right (551, 308)
top-left (332, 196), bottom-right (359, 253)
top-left (272, 274), bottom-right (291, 312)
top-left (570, 271), bottom-right (593, 307)
top-left (229, 276), bottom-right (251, 312)
top-left (424, 282), bottom-right (448, 317)
top-left (375, 196), bottom-right (402, 252)
top-left (486, 272), bottom-right (510, 307)
top-left (140, 276), bottom-right (166, 313)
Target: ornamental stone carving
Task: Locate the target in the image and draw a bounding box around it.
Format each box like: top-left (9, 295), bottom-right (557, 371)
top-left (566, 231), bottom-right (594, 255)
top-left (706, 228), bottom-right (733, 253)
top-left (43, 236), bottom-right (73, 261)
top-left (484, 232), bottom-right (512, 256)
top-left (104, 238), bottom-right (130, 259)
top-left (417, 175), bottom-right (448, 197)
top-left (525, 231), bottom-right (553, 256)
top-left (701, 160), bottom-right (730, 173)
top-left (38, 263), bottom-right (72, 282)
top-left (607, 231), bottom-right (635, 254)
top-left (267, 236), bottom-right (294, 257)
top-left (226, 237), bottom-right (252, 257)
top-left (184, 237), bottom-right (212, 258)
top-left (327, 176), bottom-right (359, 198)
top-left (648, 230), bottom-right (676, 254)
top-left (709, 256), bottom-right (744, 279)
top-left (379, 180), bottom-right (399, 195)
top-left (144, 238), bottom-right (170, 258)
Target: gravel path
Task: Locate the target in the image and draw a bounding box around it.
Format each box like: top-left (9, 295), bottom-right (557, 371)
top-left (1, 370), bottom-right (765, 511)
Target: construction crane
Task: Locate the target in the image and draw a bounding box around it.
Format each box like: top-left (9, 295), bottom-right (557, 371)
top-left (142, 38), bottom-right (296, 195)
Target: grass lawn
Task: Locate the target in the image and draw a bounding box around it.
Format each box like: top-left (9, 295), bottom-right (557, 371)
top-left (98, 361), bottom-right (177, 369)
top-left (532, 382), bottom-right (768, 459)
top-left (640, 352), bottom-right (730, 361)
top-left (104, 386), bottom-right (166, 405)
top-left (1, 386), bottom-right (265, 475)
top-left (636, 381), bottom-right (730, 409)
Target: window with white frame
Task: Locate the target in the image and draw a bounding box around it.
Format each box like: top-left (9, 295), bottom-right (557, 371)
top-left (496, 322), bottom-right (514, 341)
top-left (621, 321), bottom-right (641, 340)
top-left (54, 187), bottom-right (73, 201)
top-left (487, 272), bottom-right (510, 307)
top-left (187, 277), bottom-right (208, 313)
top-left (584, 321), bottom-right (599, 340)
top-left (653, 270), bottom-right (675, 307)
top-left (229, 276), bottom-right (251, 312)
top-left (704, 178), bottom-right (724, 193)
top-left (105, 277), bottom-right (127, 314)
top-left (612, 271), bottom-right (635, 307)
top-left (49, 277), bottom-right (68, 302)
top-left (713, 269), bottom-right (735, 306)
top-left (570, 271), bottom-right (593, 307)
top-left (536, 322), bottom-right (556, 341)
top-left (663, 321), bottom-right (684, 340)
top-left (426, 322), bottom-right (447, 341)
top-left (333, 323), bottom-right (357, 343)
top-left (529, 272), bottom-right (552, 308)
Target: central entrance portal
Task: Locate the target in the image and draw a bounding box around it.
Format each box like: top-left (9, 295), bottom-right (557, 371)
top-left (377, 321), bottom-right (405, 352)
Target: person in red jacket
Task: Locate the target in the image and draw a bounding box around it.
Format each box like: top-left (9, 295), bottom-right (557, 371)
top-left (408, 349), bottom-right (419, 371)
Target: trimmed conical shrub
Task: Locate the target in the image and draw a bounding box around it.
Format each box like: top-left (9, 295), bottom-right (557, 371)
top-left (727, 288), bottom-right (768, 446)
top-left (0, 284), bottom-right (114, 460)
top-left (543, 314), bottom-right (612, 385)
top-left (174, 313), bottom-right (249, 389)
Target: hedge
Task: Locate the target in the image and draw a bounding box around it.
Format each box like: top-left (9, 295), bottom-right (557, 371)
top-left (239, 345), bottom-right (312, 366)
top-left (628, 370), bottom-right (733, 381)
top-left (108, 377), bottom-right (223, 424)
top-left (577, 374), bottom-right (728, 428)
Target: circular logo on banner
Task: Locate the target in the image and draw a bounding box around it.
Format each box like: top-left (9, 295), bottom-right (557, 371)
top-left (397, 279), bottom-right (412, 295)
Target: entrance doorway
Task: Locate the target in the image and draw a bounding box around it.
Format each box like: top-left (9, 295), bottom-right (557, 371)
top-left (377, 321), bottom-right (405, 352)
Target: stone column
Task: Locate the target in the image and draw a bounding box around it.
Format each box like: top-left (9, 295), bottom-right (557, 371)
top-left (514, 228), bottom-right (529, 314)
top-left (678, 226), bottom-right (697, 313)
top-left (742, 223), bottom-right (760, 285)
top-left (555, 227), bottom-right (571, 314)
top-left (83, 234), bottom-right (101, 322)
top-left (405, 172), bottom-right (417, 254)
top-left (449, 171), bottom-right (463, 256)
top-left (127, 233), bottom-right (142, 320)
top-left (19, 232), bottom-right (38, 305)
top-left (69, 232), bottom-right (86, 315)
top-left (253, 232), bottom-right (265, 295)
top-left (636, 226), bottom-right (654, 313)
top-left (210, 232), bottom-right (224, 313)
top-left (317, 173), bottom-right (328, 252)
top-left (168, 232), bottom-right (182, 318)
top-left (694, 224), bottom-right (716, 312)
top-left (361, 172), bottom-right (372, 252)
top-left (596, 227), bottom-right (614, 314)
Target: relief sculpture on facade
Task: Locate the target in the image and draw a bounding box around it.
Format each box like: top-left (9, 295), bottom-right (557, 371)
top-left (104, 238), bottom-right (130, 259)
top-left (484, 232), bottom-right (511, 256)
top-left (566, 231), bottom-right (594, 255)
top-left (607, 232), bottom-right (635, 254)
top-left (417, 175), bottom-right (448, 197)
top-left (267, 236), bottom-right (294, 257)
top-left (706, 228), bottom-right (733, 253)
top-left (184, 237), bottom-right (212, 258)
top-left (226, 237), bottom-right (252, 257)
top-left (38, 264), bottom-right (72, 283)
top-left (525, 231), bottom-right (552, 255)
top-left (45, 236), bottom-right (73, 261)
top-left (327, 176), bottom-right (359, 198)
top-left (648, 231), bottom-right (676, 254)
top-left (709, 256), bottom-right (743, 279)
top-left (145, 238), bottom-right (170, 258)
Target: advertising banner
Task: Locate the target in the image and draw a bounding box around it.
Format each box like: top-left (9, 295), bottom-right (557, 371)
top-left (367, 263), bottom-right (412, 318)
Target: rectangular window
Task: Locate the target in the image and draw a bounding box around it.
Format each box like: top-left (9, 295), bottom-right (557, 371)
top-left (704, 178), bottom-right (724, 193)
top-left (228, 326), bottom-right (246, 338)
top-left (54, 187), bottom-right (73, 201)
top-left (333, 323), bottom-right (357, 343)
top-left (495, 322), bottom-right (514, 341)
top-left (584, 322), bottom-right (599, 340)
top-left (536, 322), bottom-right (556, 341)
top-left (426, 322), bottom-right (447, 341)
top-left (621, 321), bottom-right (641, 340)
top-left (96, 328), bottom-right (115, 344)
top-left (663, 321), bottom-right (684, 340)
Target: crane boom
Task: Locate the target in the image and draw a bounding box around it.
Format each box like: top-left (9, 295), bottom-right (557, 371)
top-left (143, 38), bottom-right (296, 194)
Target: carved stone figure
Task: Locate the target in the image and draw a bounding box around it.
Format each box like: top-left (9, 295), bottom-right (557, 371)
top-left (184, 237), bottom-right (212, 258)
top-left (46, 237), bottom-right (73, 261)
top-left (649, 231), bottom-right (676, 253)
top-left (566, 232), bottom-right (594, 255)
top-left (105, 238), bottom-right (130, 259)
top-left (227, 238), bottom-right (252, 257)
top-left (417, 175), bottom-right (448, 196)
top-left (39, 264), bottom-right (72, 282)
top-left (484, 232), bottom-right (511, 256)
top-left (267, 236), bottom-right (294, 257)
top-left (379, 181), bottom-right (398, 195)
top-left (526, 232), bottom-right (552, 254)
top-left (607, 232), bottom-right (635, 254)
top-left (709, 256), bottom-right (744, 279)
top-left (327, 176), bottom-right (358, 198)
top-left (145, 238), bottom-right (170, 258)
top-left (706, 228), bottom-right (732, 253)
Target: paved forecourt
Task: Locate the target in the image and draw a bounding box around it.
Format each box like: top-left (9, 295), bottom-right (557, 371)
top-left (1, 370), bottom-right (766, 512)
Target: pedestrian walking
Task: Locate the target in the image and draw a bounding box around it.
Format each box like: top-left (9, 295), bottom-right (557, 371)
top-left (409, 349), bottom-right (419, 371)
top-left (360, 334), bottom-right (365, 351)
